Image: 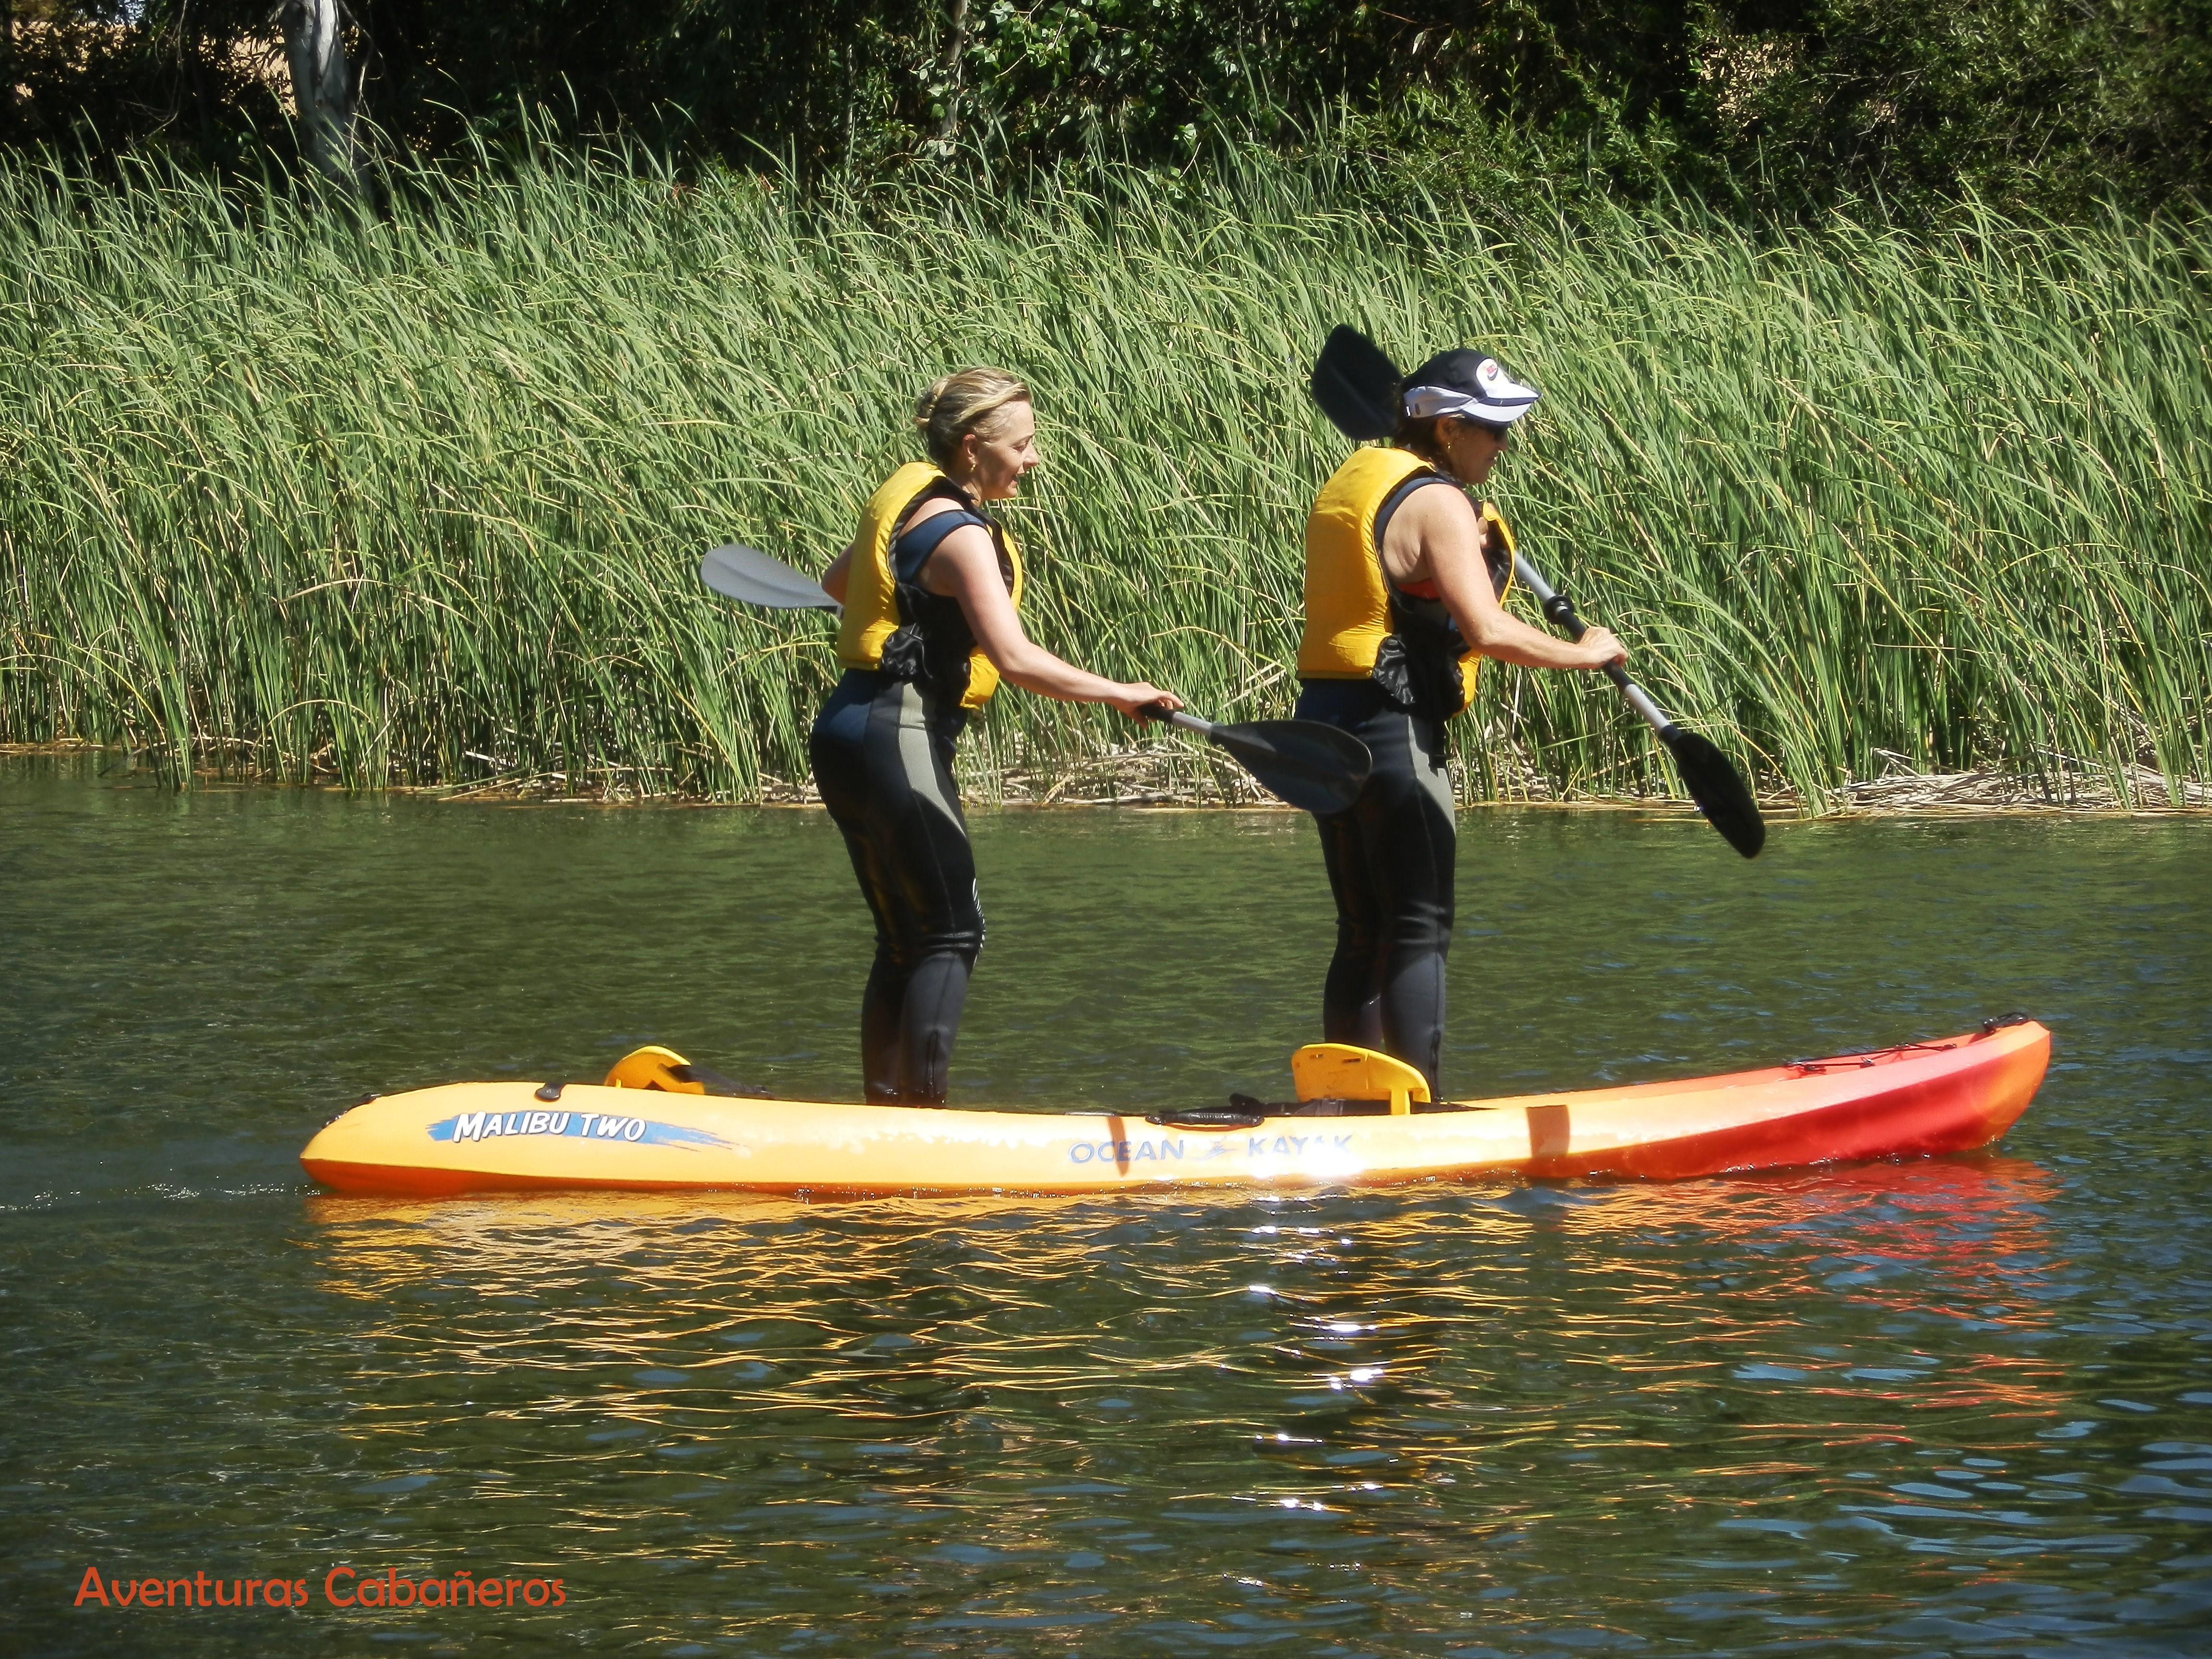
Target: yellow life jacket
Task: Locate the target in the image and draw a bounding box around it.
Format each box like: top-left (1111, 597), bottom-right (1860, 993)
top-left (835, 461), bottom-right (1025, 711)
top-left (1296, 445), bottom-right (1516, 717)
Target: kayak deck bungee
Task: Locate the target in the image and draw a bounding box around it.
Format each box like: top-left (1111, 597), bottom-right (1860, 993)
top-left (299, 1018), bottom-right (2050, 1198)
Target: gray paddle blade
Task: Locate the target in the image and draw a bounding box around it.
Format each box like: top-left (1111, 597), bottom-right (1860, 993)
top-left (1206, 719), bottom-right (1373, 816)
top-left (1310, 325), bottom-right (1401, 442)
top-left (1661, 726), bottom-right (1766, 858)
top-left (700, 543), bottom-right (839, 611)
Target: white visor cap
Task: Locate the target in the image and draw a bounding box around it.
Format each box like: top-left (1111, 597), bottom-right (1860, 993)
top-left (1399, 350), bottom-right (1540, 426)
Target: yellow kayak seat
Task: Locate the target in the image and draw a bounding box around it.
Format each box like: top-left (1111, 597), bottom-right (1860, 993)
top-left (603, 1046), bottom-right (703, 1093)
top-left (1289, 1044), bottom-right (1431, 1116)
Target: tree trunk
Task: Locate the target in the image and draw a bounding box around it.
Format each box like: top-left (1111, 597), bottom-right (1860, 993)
top-left (935, 0), bottom-right (970, 142)
top-left (283, 0), bottom-right (358, 185)
top-left (0, 0), bottom-right (16, 147)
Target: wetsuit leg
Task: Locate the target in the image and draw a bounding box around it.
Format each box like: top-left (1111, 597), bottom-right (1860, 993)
top-left (814, 755), bottom-right (916, 1101)
top-left (1298, 683), bottom-right (1458, 1095)
top-left (811, 675), bottom-right (984, 1104)
top-left (1315, 807), bottom-right (1387, 1053)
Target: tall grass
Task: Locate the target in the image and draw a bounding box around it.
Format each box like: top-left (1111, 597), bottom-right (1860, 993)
top-left (2, 144), bottom-right (2206, 805)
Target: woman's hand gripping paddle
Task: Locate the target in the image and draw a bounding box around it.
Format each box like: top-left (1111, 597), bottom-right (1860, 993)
top-left (1307, 325), bottom-right (1767, 858)
top-left (697, 543), bottom-right (1372, 816)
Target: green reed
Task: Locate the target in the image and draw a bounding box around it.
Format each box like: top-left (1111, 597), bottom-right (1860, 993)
top-left (1, 145), bottom-right (2205, 806)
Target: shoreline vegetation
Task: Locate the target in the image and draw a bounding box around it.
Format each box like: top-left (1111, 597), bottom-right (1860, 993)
top-left (3, 144), bottom-right (2207, 814)
top-left (8, 739), bottom-right (2206, 816)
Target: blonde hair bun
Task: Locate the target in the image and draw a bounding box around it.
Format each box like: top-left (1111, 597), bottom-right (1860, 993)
top-left (914, 367), bottom-right (1031, 468)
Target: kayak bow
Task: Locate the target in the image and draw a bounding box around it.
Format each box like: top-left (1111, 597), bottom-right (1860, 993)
top-left (301, 1020), bottom-right (2049, 1199)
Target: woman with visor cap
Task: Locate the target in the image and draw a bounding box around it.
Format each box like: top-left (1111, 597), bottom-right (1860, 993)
top-left (1294, 348), bottom-right (1626, 1096)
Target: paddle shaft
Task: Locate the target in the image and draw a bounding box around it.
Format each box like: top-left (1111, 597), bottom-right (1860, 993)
top-left (699, 544), bottom-right (1369, 810)
top-left (1156, 709), bottom-right (1226, 742)
top-left (1145, 704), bottom-right (1341, 756)
top-left (1510, 553), bottom-right (1681, 738)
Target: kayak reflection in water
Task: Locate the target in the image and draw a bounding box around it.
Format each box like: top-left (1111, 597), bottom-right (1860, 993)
top-left (1295, 349), bottom-right (1628, 1096)
top-left (811, 370), bottom-right (1182, 1105)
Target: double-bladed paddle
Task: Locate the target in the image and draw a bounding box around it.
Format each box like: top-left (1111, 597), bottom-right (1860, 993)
top-left (697, 542), bottom-right (1372, 815)
top-left (1307, 325), bottom-right (1767, 858)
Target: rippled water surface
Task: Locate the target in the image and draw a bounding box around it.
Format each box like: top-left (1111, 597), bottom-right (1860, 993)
top-left (3, 757), bottom-right (2208, 1657)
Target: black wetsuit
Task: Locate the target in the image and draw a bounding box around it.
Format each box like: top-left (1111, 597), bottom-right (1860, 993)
top-left (809, 494), bottom-right (1007, 1104)
top-left (1294, 473), bottom-right (1504, 1097)
top-left (1295, 680), bottom-right (1458, 1094)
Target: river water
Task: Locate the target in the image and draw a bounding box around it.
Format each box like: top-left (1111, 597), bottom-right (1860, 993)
top-left (2, 757), bottom-right (2207, 1656)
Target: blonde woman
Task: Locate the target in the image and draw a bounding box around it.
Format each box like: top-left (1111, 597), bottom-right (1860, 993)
top-left (811, 370), bottom-right (1181, 1105)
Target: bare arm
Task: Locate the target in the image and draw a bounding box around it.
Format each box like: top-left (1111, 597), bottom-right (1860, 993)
top-left (924, 525), bottom-right (1181, 715)
top-left (818, 542), bottom-right (856, 606)
top-left (1394, 488), bottom-right (1625, 672)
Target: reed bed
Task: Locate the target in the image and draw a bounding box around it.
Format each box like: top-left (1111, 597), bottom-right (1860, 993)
top-left (1, 147), bottom-right (2206, 806)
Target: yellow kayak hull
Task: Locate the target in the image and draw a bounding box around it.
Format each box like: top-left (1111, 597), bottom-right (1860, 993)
top-left (299, 1021), bottom-right (2049, 1198)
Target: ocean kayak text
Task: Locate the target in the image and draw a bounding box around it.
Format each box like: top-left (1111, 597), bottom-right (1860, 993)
top-left (1067, 1133), bottom-right (1356, 1164)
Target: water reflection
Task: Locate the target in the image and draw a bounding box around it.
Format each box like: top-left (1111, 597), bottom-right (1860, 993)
top-left (277, 1157), bottom-right (2200, 1654)
top-left (301, 1165), bottom-right (2064, 1491)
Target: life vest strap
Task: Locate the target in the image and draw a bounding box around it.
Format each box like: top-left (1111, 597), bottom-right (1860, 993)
top-left (891, 508), bottom-right (989, 583)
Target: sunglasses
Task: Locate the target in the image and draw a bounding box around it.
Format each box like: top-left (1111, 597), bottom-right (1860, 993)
top-left (1449, 415), bottom-right (1514, 444)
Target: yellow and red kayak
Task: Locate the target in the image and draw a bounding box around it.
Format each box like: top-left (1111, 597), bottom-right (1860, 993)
top-left (299, 1018), bottom-right (2049, 1199)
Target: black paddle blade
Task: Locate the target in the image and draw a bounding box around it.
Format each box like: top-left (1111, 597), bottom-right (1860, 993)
top-left (1309, 324), bottom-right (1400, 441)
top-left (1207, 719), bottom-right (1373, 816)
top-left (1660, 727), bottom-right (1766, 858)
